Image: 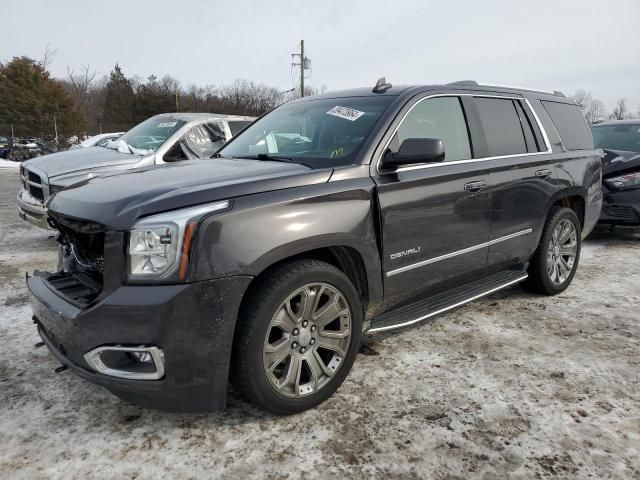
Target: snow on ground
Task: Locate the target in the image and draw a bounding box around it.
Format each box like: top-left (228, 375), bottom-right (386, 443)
top-left (0, 169), bottom-right (639, 479)
top-left (0, 159), bottom-right (21, 169)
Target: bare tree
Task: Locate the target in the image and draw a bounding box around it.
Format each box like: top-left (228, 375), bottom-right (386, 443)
top-left (610, 98), bottom-right (628, 120)
top-left (40, 43), bottom-right (57, 69)
top-left (585, 99), bottom-right (606, 125)
top-left (66, 65), bottom-right (98, 106)
top-left (569, 89), bottom-right (608, 124)
top-left (570, 89), bottom-right (593, 116)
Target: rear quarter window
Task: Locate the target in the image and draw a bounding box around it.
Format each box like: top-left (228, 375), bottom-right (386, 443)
top-left (541, 101), bottom-right (593, 150)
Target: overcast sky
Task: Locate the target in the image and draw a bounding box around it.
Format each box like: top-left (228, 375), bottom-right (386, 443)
top-left (3, 0), bottom-right (639, 113)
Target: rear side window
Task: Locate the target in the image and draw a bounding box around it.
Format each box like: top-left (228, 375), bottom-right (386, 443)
top-left (474, 97), bottom-right (527, 156)
top-left (541, 101), bottom-right (593, 150)
top-left (389, 96), bottom-right (472, 162)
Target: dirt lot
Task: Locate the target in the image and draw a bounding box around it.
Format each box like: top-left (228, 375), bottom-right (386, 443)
top-left (1, 166), bottom-right (639, 479)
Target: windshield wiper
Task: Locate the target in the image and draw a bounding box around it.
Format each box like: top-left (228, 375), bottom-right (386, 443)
top-left (233, 153), bottom-right (295, 163)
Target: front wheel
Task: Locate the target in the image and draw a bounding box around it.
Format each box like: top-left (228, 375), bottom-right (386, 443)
top-left (525, 206), bottom-right (582, 295)
top-left (231, 260), bottom-right (362, 414)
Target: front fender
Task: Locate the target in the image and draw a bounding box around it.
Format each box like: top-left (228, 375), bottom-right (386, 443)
top-left (189, 178), bottom-right (382, 303)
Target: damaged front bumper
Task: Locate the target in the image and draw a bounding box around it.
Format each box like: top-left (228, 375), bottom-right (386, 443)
top-left (17, 189), bottom-right (50, 229)
top-left (28, 270), bottom-right (252, 412)
top-left (598, 187), bottom-right (640, 226)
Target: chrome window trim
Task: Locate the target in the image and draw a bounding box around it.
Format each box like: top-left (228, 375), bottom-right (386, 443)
top-left (375, 93), bottom-right (552, 174)
top-left (386, 228), bottom-right (532, 278)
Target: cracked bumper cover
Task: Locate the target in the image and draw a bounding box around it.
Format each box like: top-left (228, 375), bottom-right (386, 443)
top-left (17, 190), bottom-right (50, 229)
top-left (28, 272), bottom-right (253, 412)
top-left (598, 188), bottom-right (640, 225)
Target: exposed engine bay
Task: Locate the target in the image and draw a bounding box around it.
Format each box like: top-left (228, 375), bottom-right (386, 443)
top-left (45, 213), bottom-right (106, 306)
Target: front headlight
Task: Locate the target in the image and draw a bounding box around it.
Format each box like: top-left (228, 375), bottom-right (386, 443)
top-left (128, 200), bottom-right (230, 281)
top-left (604, 171), bottom-right (640, 190)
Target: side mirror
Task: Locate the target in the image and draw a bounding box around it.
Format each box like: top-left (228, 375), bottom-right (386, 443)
top-left (381, 138), bottom-right (445, 169)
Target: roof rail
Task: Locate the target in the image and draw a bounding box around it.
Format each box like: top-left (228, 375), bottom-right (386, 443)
top-left (448, 80), bottom-right (479, 86)
top-left (448, 80), bottom-right (565, 97)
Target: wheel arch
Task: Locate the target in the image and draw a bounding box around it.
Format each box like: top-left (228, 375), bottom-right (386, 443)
top-left (242, 239), bottom-right (382, 318)
top-left (542, 188), bottom-right (586, 232)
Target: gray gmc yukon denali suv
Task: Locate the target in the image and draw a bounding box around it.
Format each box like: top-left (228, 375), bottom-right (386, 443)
top-left (27, 80), bottom-right (603, 414)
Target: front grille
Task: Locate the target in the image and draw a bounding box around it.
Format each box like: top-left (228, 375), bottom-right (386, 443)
top-left (30, 185), bottom-right (44, 201)
top-left (21, 167), bottom-right (46, 202)
top-left (28, 171), bottom-right (41, 183)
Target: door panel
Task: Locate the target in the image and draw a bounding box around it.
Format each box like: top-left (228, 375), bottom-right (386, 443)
top-left (485, 156), bottom-right (559, 267)
top-left (469, 96), bottom-right (560, 268)
top-left (375, 162), bottom-right (491, 299)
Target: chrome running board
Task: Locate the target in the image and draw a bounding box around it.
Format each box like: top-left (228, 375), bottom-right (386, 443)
top-left (368, 269), bottom-right (528, 334)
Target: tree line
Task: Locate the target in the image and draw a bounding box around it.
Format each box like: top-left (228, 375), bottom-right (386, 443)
top-left (0, 56), bottom-right (308, 139)
top-left (1, 54), bottom-right (636, 140)
top-left (569, 89), bottom-right (637, 125)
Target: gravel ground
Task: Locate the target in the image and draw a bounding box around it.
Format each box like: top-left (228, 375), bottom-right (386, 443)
top-left (1, 167), bottom-right (639, 479)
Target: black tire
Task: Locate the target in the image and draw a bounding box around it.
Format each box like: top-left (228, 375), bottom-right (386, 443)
top-left (231, 259), bottom-right (363, 415)
top-left (525, 206), bottom-right (582, 295)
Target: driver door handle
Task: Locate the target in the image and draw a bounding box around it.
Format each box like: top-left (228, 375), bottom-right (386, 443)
top-left (464, 180), bottom-right (488, 192)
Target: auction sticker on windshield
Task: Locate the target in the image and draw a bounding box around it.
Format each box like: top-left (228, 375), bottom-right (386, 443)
top-left (157, 122), bottom-right (177, 128)
top-left (327, 106), bottom-right (365, 122)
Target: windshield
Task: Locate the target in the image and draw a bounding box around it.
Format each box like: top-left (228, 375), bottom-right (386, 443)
top-left (218, 96), bottom-right (394, 167)
top-left (108, 117), bottom-right (187, 154)
top-left (592, 124), bottom-right (640, 153)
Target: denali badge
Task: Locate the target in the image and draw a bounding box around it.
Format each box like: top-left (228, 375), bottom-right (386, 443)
top-left (390, 247), bottom-right (421, 260)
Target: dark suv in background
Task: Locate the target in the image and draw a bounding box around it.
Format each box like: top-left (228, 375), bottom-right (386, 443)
top-left (27, 80), bottom-right (602, 414)
top-left (591, 119), bottom-right (640, 226)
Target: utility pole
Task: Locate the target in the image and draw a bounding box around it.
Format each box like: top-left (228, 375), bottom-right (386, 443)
top-left (53, 114), bottom-right (59, 146)
top-left (10, 123), bottom-right (14, 143)
top-left (292, 40), bottom-right (310, 98)
top-left (300, 40), bottom-right (304, 98)
top-left (175, 90), bottom-right (179, 112)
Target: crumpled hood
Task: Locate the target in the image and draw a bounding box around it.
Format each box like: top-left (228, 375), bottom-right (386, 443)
top-left (47, 158), bottom-right (332, 230)
top-left (601, 149), bottom-right (640, 176)
top-left (23, 146), bottom-right (141, 180)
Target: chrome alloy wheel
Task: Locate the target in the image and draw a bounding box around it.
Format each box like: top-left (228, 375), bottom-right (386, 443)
top-left (262, 283), bottom-right (352, 398)
top-left (547, 218), bottom-right (578, 285)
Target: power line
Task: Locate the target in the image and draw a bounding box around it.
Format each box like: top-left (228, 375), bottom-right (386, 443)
top-left (246, 43), bottom-right (300, 82)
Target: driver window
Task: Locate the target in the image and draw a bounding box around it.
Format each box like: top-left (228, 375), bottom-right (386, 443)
top-left (389, 97), bottom-right (472, 162)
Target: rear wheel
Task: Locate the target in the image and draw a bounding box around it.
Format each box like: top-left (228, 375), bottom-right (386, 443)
top-left (232, 260), bottom-right (362, 414)
top-left (525, 206), bottom-right (581, 295)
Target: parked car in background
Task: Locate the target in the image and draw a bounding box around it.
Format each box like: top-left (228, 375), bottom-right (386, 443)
top-left (17, 113), bottom-right (255, 228)
top-left (70, 132), bottom-right (124, 150)
top-left (0, 136), bottom-right (9, 158)
top-left (27, 80), bottom-right (601, 414)
top-left (591, 120), bottom-right (640, 226)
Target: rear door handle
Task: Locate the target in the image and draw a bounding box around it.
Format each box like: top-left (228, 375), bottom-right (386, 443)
top-left (535, 169), bottom-right (552, 178)
top-left (464, 180), bottom-right (488, 192)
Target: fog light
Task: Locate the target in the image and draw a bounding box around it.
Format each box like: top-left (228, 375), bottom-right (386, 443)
top-left (84, 345), bottom-right (165, 380)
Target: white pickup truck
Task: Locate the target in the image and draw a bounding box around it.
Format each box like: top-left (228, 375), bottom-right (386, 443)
top-left (17, 113), bottom-right (254, 228)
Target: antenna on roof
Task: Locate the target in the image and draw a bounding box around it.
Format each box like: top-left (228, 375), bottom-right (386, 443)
top-left (448, 80), bottom-right (479, 86)
top-left (373, 77), bottom-right (392, 93)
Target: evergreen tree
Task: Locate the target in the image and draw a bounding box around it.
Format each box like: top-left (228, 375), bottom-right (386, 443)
top-left (134, 74), bottom-right (175, 122)
top-left (0, 56), bottom-right (86, 137)
top-left (102, 64), bottom-right (136, 131)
